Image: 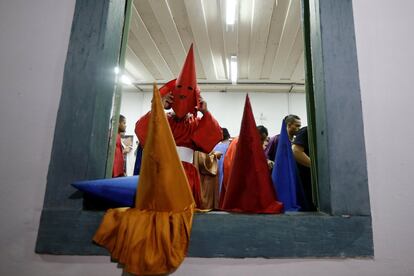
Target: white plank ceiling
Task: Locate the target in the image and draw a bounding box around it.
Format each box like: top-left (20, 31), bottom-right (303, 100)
top-left (125, 0), bottom-right (305, 92)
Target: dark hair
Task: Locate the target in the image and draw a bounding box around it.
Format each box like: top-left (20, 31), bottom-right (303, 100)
top-left (284, 114), bottom-right (300, 125)
top-left (256, 125), bottom-right (268, 137)
top-left (119, 114), bottom-right (126, 122)
top-left (222, 128), bottom-right (230, 140)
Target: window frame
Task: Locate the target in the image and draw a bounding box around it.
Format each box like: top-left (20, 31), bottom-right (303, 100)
top-left (36, 0), bottom-right (373, 258)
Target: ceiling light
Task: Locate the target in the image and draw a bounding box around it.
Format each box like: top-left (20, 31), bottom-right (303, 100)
top-left (226, 0), bottom-right (236, 25)
top-left (230, 55), bottom-right (237, 85)
top-left (121, 74), bottom-right (132, 85)
top-left (114, 66), bottom-right (120, 74)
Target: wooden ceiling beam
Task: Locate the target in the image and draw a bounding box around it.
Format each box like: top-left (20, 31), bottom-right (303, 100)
top-left (281, 25), bottom-right (304, 80)
top-left (290, 51), bottom-right (305, 82)
top-left (237, 0), bottom-right (253, 80)
top-left (270, 0), bottom-right (301, 80)
top-left (130, 3), bottom-right (174, 80)
top-left (167, 0), bottom-right (207, 79)
top-left (248, 0), bottom-right (275, 80)
top-left (125, 46), bottom-right (154, 81)
top-left (202, 0), bottom-right (227, 80)
top-left (260, 0), bottom-right (291, 79)
top-left (127, 31), bottom-right (163, 80)
top-left (184, 0), bottom-right (218, 80)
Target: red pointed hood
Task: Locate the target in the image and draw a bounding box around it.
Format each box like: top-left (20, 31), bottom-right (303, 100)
top-left (221, 94), bottom-right (284, 214)
top-left (176, 44), bottom-right (197, 90)
top-left (159, 44), bottom-right (200, 118)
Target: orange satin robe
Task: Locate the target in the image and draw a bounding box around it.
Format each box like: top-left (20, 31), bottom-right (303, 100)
top-left (93, 84), bottom-right (196, 275)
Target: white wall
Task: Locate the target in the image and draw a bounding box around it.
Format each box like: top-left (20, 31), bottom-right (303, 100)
top-left (0, 0), bottom-right (119, 275)
top-left (120, 90), bottom-right (307, 175)
top-left (119, 91), bottom-right (144, 175)
top-left (121, 90), bottom-right (308, 138)
top-left (1, 0), bottom-right (414, 275)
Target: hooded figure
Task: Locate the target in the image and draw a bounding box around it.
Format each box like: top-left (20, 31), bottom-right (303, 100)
top-left (159, 45), bottom-right (201, 118)
top-left (135, 44), bottom-right (222, 208)
top-left (220, 95), bottom-right (284, 214)
top-left (93, 84), bottom-right (195, 275)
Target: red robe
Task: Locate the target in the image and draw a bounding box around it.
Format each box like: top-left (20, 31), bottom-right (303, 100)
top-left (112, 133), bottom-right (125, 177)
top-left (135, 111), bottom-right (222, 207)
top-left (220, 95), bottom-right (283, 214)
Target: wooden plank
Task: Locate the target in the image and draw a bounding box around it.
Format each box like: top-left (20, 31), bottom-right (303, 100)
top-left (184, 0), bottom-right (217, 80)
top-left (36, 209), bottom-right (373, 257)
top-left (248, 0), bottom-right (275, 80)
top-left (237, 0), bottom-right (253, 80)
top-left (202, 0), bottom-right (227, 80)
top-left (261, 0), bottom-right (291, 79)
top-left (130, 4), bottom-right (174, 80)
top-left (270, 0), bottom-right (301, 80)
top-left (134, 0), bottom-right (180, 77)
top-left (148, 0), bottom-right (187, 69)
top-left (127, 31), bottom-right (163, 80)
top-left (125, 46), bottom-right (154, 81)
top-left (281, 25), bottom-right (304, 80)
top-left (167, 0), bottom-right (207, 79)
top-left (290, 51), bottom-right (305, 82)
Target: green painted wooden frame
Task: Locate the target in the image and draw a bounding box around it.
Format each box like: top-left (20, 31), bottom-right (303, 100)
top-left (36, 0), bottom-right (373, 257)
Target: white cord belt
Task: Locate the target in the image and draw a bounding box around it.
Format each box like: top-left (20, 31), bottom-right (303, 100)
top-left (176, 146), bottom-right (194, 163)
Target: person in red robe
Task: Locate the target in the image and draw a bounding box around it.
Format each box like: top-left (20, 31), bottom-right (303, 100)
top-left (135, 44), bottom-right (222, 207)
top-left (112, 114), bottom-right (126, 177)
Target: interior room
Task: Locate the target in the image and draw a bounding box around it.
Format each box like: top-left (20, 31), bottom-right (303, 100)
top-left (119, 0), bottom-right (307, 177)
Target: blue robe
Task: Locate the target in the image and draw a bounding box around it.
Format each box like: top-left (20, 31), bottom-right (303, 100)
top-left (213, 141), bottom-right (230, 194)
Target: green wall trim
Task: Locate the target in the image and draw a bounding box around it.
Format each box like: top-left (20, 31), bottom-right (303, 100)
top-left (309, 0), bottom-right (370, 215)
top-left (41, 0), bottom-right (126, 210)
top-left (105, 0), bottom-right (133, 178)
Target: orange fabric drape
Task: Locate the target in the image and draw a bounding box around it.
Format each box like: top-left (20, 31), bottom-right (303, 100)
top-left (194, 151), bottom-right (220, 209)
top-left (93, 84), bottom-right (195, 275)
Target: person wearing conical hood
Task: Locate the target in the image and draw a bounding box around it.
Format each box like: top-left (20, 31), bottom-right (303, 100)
top-left (93, 84), bottom-right (195, 275)
top-left (135, 44), bottom-right (222, 208)
top-left (221, 94), bottom-right (284, 214)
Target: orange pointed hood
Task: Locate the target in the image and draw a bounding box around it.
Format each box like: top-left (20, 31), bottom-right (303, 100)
top-left (222, 94), bottom-right (283, 214)
top-left (135, 83), bottom-right (195, 211)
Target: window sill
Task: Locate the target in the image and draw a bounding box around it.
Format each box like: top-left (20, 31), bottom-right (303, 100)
top-left (36, 209), bottom-right (373, 257)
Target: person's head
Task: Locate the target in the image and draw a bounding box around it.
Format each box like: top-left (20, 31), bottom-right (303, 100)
top-left (118, 115), bottom-right (126, 133)
top-left (159, 44), bottom-right (200, 119)
top-left (222, 128), bottom-right (230, 141)
top-left (284, 114), bottom-right (301, 137)
top-left (257, 125), bottom-right (269, 144)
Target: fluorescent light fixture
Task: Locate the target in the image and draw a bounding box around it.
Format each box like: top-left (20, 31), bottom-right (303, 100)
top-left (114, 66), bottom-right (120, 74)
top-left (121, 74), bottom-right (132, 85)
top-left (226, 0), bottom-right (236, 25)
top-left (230, 55), bottom-right (237, 85)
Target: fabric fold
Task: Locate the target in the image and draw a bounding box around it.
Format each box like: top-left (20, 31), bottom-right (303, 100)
top-left (93, 83), bottom-right (195, 275)
top-left (221, 94), bottom-right (284, 214)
